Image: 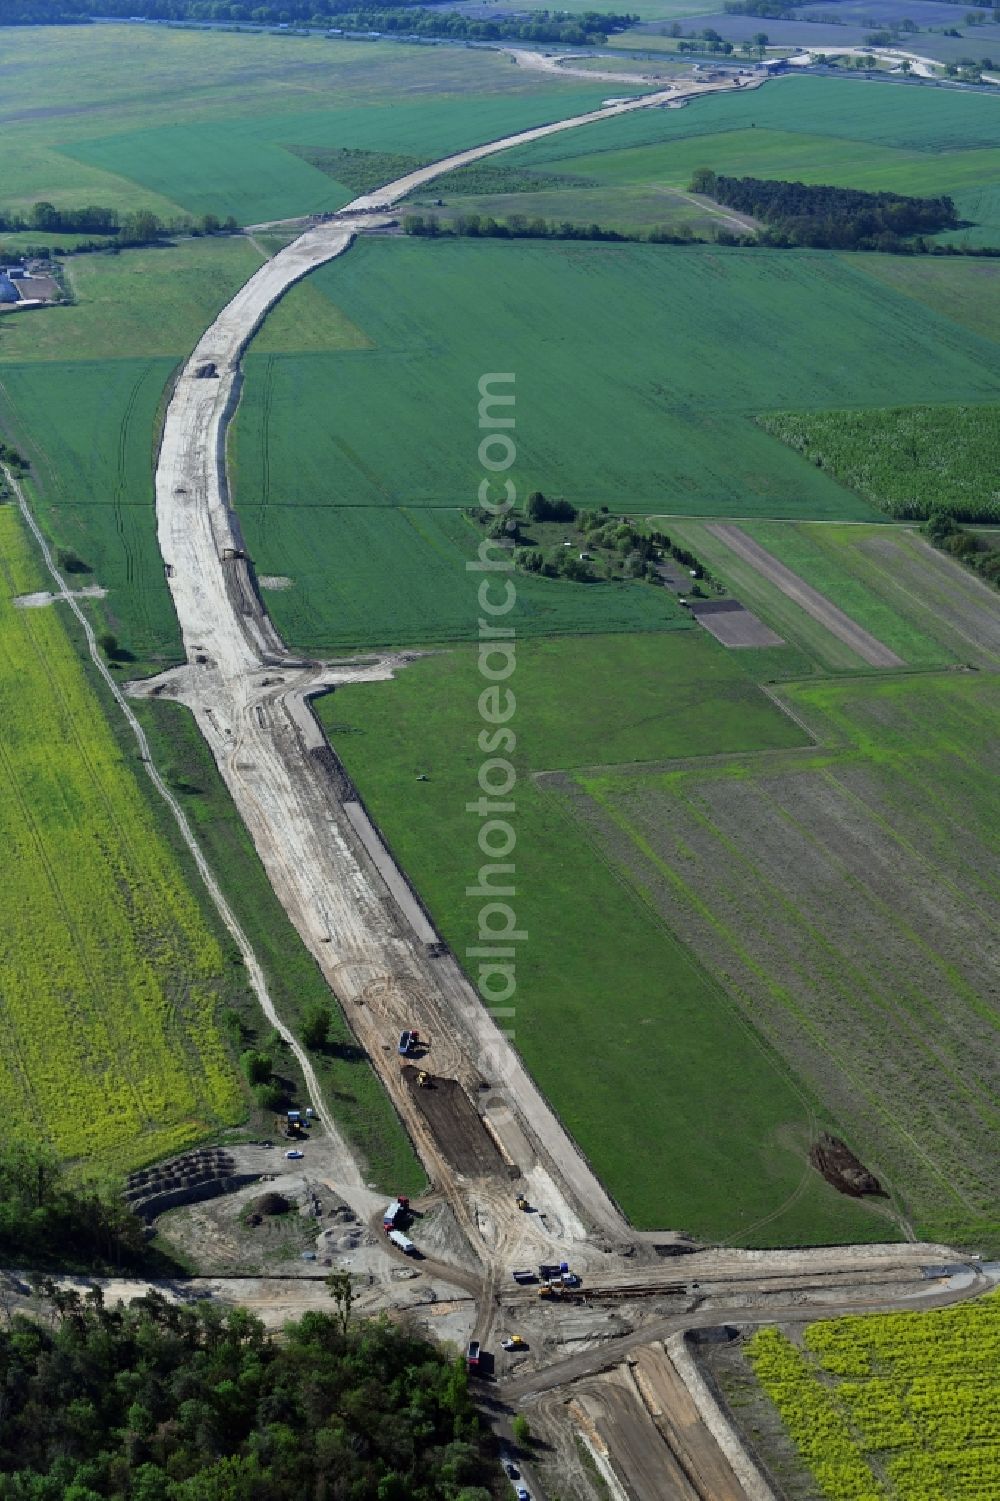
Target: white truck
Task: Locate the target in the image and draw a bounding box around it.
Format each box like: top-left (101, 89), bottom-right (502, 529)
top-left (387, 1228), bottom-right (416, 1255)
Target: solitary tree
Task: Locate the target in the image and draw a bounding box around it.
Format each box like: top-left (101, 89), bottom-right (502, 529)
top-left (301, 1002), bottom-right (332, 1051)
top-left (326, 1270), bottom-right (354, 1336)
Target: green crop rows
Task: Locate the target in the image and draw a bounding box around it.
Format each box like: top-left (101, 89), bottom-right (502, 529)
top-left (750, 1295), bottom-right (1000, 1500)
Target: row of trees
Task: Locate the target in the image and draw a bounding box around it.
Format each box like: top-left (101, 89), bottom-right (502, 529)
top-left (403, 212), bottom-right (702, 245)
top-left (0, 1296), bottom-right (494, 1498)
top-left (0, 0), bottom-right (635, 43)
top-left (323, 7), bottom-right (637, 42)
top-left (0, 202), bottom-right (240, 245)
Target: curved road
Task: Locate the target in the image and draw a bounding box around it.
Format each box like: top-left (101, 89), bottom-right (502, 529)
top-left (149, 74), bottom-right (754, 1241)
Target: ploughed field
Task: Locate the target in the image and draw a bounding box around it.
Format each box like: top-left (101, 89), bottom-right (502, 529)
top-left (0, 507), bottom-right (244, 1170)
top-left (669, 520), bottom-right (1000, 671)
top-left (568, 669), bottom-right (1000, 1246)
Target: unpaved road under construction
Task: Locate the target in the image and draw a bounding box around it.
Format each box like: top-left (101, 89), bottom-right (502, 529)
top-left (146, 75), bottom-right (762, 1256)
top-left (123, 72), bottom-right (992, 1499)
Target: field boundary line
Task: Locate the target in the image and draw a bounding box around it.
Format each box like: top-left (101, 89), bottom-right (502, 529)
top-left (4, 463), bottom-right (365, 1190)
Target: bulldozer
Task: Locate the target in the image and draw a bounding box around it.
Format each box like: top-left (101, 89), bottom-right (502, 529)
top-left (416, 1070), bottom-right (432, 1088)
top-left (515, 1194), bottom-right (530, 1212)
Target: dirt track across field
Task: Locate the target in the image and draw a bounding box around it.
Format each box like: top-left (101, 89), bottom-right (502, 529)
top-left (707, 523), bottom-right (905, 666)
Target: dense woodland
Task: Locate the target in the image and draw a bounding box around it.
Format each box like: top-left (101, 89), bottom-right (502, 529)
top-left (0, 1297), bottom-right (494, 1500)
top-left (0, 1142), bottom-right (147, 1272)
top-left (0, 0), bottom-right (636, 42)
top-left (691, 170), bottom-right (959, 249)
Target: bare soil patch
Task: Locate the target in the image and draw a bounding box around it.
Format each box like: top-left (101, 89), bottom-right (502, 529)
top-left (707, 523), bottom-right (903, 667)
top-left (689, 598), bottom-right (784, 649)
top-left (809, 1135), bottom-right (883, 1198)
top-left (402, 1066), bottom-right (505, 1178)
top-left (18, 275), bottom-right (58, 300)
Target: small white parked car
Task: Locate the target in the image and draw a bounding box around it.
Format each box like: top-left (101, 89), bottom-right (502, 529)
top-left (285, 1149), bottom-right (304, 1160)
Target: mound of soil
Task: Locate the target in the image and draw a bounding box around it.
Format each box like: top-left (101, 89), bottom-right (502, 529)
top-left (809, 1134), bottom-right (882, 1197)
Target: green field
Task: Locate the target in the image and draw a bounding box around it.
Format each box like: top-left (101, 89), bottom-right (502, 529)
top-left (0, 25), bottom-right (625, 223)
top-left (459, 76), bottom-right (1000, 239)
top-left (573, 669), bottom-right (1000, 1245)
top-left (231, 234), bottom-right (1000, 575)
top-left (758, 406), bottom-right (1000, 523)
top-left (0, 238), bottom-right (285, 666)
top-left (0, 237), bottom-right (264, 363)
top-left (246, 504), bottom-right (689, 652)
top-left (0, 360), bottom-right (182, 665)
top-left (749, 1296), bottom-right (1000, 1500)
top-left (850, 255), bottom-right (1000, 345)
top-left (669, 520), bottom-right (963, 671)
top-left (319, 632), bottom-right (895, 1242)
top-left (0, 504), bottom-right (244, 1171)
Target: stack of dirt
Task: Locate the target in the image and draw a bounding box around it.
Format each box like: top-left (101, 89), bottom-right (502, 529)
top-left (809, 1135), bottom-right (883, 1197)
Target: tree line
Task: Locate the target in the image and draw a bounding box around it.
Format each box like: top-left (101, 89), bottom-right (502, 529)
top-left (1, 0), bottom-right (636, 44)
top-left (0, 1294), bottom-right (495, 1499)
top-left (691, 169), bottom-right (959, 249)
top-left (0, 201), bottom-right (239, 248)
top-left (403, 212), bottom-right (702, 245)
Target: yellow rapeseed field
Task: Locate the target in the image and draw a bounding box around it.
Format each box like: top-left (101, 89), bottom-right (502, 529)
top-left (749, 1294), bottom-right (1000, 1500)
top-left (0, 506), bottom-right (243, 1171)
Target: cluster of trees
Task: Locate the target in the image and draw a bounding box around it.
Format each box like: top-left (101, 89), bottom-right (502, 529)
top-left (675, 26), bottom-right (735, 52)
top-left (0, 1140), bottom-right (146, 1270)
top-left (0, 0), bottom-right (635, 43)
top-left (0, 1296), bottom-right (494, 1498)
top-left (402, 212), bottom-right (701, 246)
top-left (0, 441), bottom-right (29, 475)
top-left (474, 497), bottom-right (671, 585)
top-left (924, 510), bottom-right (1000, 585)
top-left (724, 0), bottom-right (794, 18)
top-left (691, 170), bottom-right (959, 249)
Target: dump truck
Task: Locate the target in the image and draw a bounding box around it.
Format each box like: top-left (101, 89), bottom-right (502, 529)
top-left (383, 1198), bottom-right (408, 1230)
